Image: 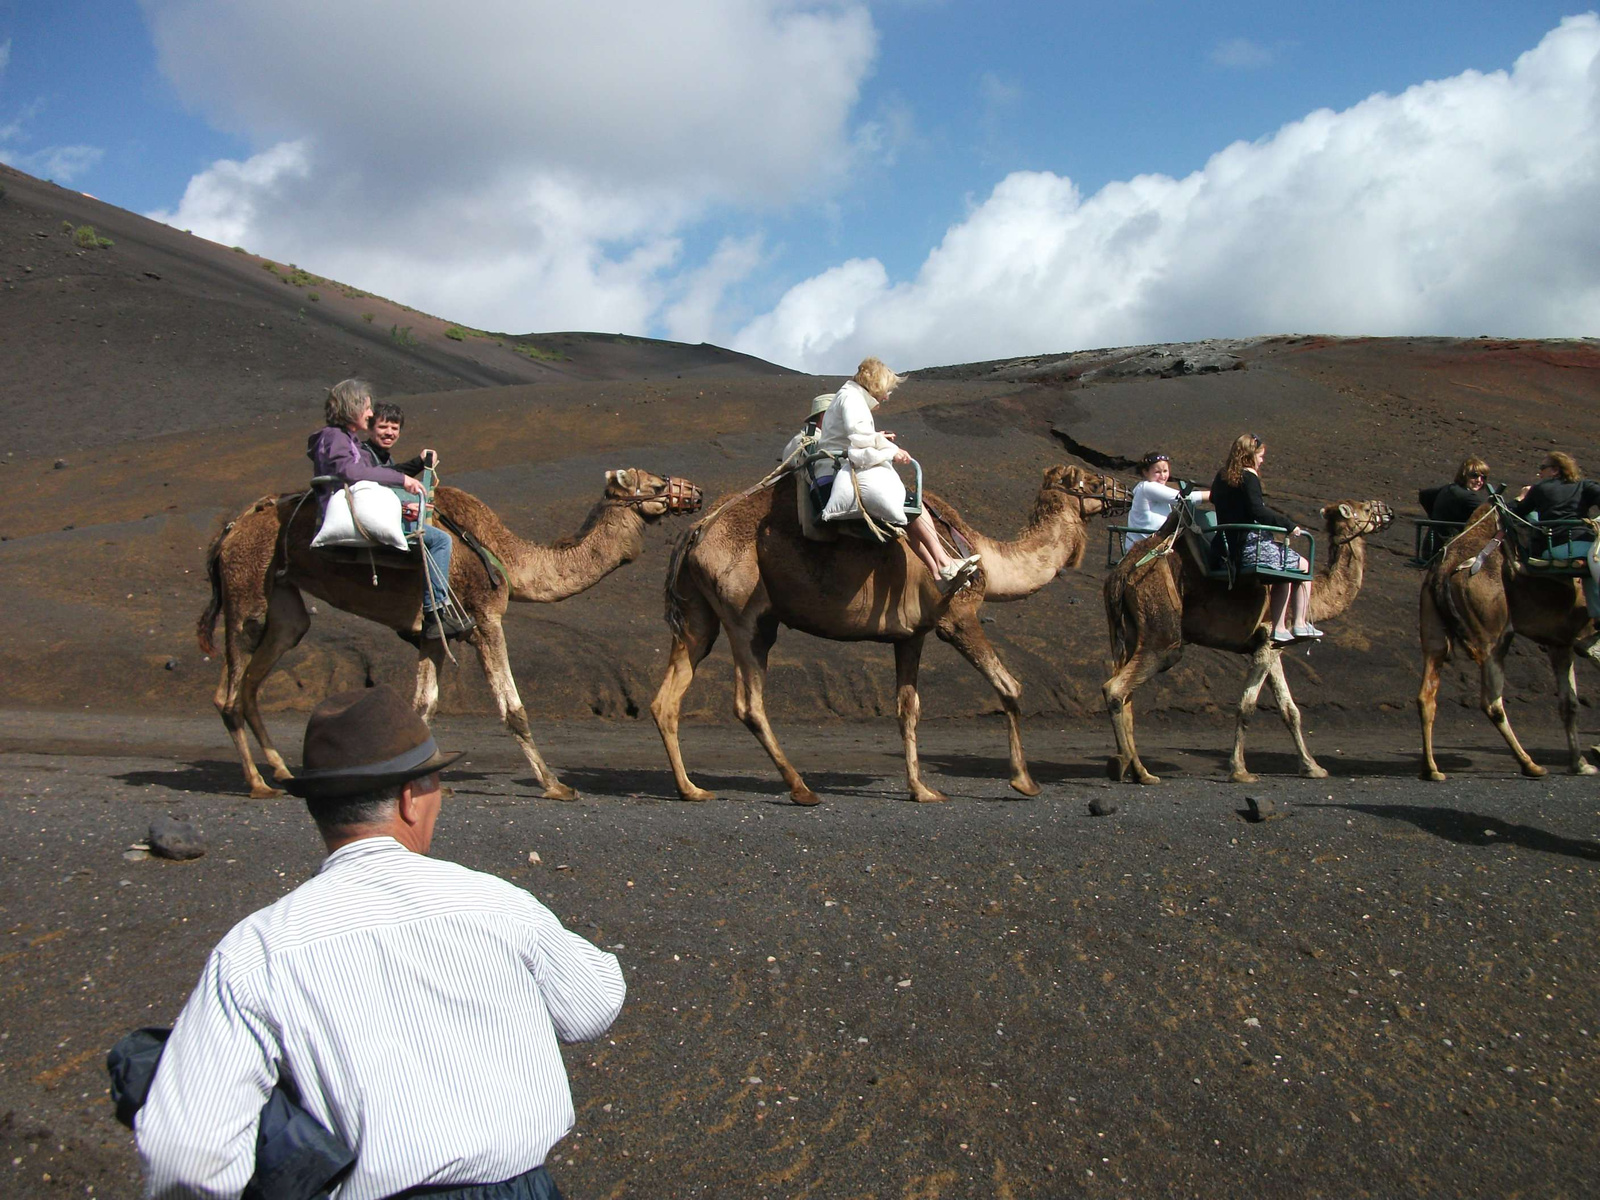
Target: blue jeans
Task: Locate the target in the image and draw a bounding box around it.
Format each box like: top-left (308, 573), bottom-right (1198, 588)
top-left (1547, 540), bottom-right (1600, 618)
top-left (420, 524), bottom-right (453, 611)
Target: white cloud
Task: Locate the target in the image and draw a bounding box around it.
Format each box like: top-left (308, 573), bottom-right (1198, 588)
top-left (0, 87), bottom-right (104, 184)
top-left (140, 0), bottom-right (878, 333)
top-left (1210, 38), bottom-right (1274, 70)
top-left (734, 14), bottom-right (1600, 372)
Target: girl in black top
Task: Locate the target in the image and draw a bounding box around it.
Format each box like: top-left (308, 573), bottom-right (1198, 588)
top-left (1419, 456), bottom-right (1494, 525)
top-left (1209, 433), bottom-right (1320, 644)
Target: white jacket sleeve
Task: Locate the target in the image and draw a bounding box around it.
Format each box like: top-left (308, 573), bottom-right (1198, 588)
top-left (839, 392), bottom-right (897, 472)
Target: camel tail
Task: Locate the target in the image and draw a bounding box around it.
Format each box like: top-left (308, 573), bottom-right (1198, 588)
top-left (662, 524), bottom-right (703, 641)
top-left (1103, 570), bottom-right (1132, 666)
top-left (196, 522), bottom-right (229, 657)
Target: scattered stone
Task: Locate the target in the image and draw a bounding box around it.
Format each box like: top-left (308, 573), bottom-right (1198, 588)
top-left (148, 816), bottom-right (206, 861)
top-left (164, 659), bottom-right (177, 671)
top-left (1088, 796), bottom-right (1118, 817)
top-left (527, 850), bottom-right (542, 864)
top-left (1245, 796), bottom-right (1281, 822)
top-left (53, 459), bottom-right (66, 469)
top-left (121, 849), bottom-right (151, 862)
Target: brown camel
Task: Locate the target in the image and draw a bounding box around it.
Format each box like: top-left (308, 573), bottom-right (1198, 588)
top-left (1417, 504), bottom-right (1600, 779)
top-left (651, 465), bottom-right (1131, 805)
top-left (198, 469), bottom-right (702, 799)
top-left (1102, 500), bottom-right (1394, 784)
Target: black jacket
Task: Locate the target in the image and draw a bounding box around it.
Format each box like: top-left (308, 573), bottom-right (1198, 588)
top-left (1513, 477), bottom-right (1600, 523)
top-left (1209, 469), bottom-right (1302, 565)
top-left (363, 442), bottom-right (427, 477)
top-left (1419, 482), bottom-right (1496, 524)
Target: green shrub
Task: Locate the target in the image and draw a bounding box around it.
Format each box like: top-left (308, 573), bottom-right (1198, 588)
top-left (391, 324), bottom-right (418, 347)
top-left (508, 340), bottom-right (568, 363)
top-left (232, 245), bottom-right (247, 253)
top-left (444, 326), bottom-right (466, 341)
top-left (362, 312), bottom-right (374, 323)
top-left (62, 220), bottom-right (74, 233)
top-left (72, 224), bottom-right (112, 249)
top-left (307, 290), bottom-right (320, 302)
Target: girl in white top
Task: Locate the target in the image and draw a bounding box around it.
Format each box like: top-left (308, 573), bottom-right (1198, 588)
top-left (819, 357), bottom-right (981, 591)
top-left (1123, 452), bottom-right (1210, 553)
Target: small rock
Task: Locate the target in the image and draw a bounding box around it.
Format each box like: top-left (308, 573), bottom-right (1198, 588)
top-left (527, 850), bottom-right (541, 864)
top-left (121, 849), bottom-right (151, 862)
top-left (53, 459), bottom-right (66, 469)
top-left (1244, 1016), bottom-right (1261, 1028)
top-left (164, 659), bottom-right (177, 671)
top-left (1245, 796), bottom-right (1280, 822)
top-left (148, 816), bottom-right (206, 861)
top-left (1088, 797), bottom-right (1118, 817)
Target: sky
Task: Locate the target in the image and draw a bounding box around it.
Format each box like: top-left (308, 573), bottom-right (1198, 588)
top-left (2, 1), bottom-right (1597, 373)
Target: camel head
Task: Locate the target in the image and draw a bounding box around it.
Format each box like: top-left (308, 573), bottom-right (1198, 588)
top-left (1321, 499), bottom-right (1395, 541)
top-left (1043, 464), bottom-right (1133, 518)
top-left (604, 468), bottom-right (703, 520)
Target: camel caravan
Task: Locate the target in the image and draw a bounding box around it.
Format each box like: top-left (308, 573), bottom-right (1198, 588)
top-left (198, 368), bottom-right (1600, 803)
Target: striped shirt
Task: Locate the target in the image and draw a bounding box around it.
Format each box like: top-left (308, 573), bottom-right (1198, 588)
top-left (137, 837), bottom-right (626, 1200)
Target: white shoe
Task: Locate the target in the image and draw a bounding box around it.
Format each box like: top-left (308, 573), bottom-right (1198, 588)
top-left (938, 554), bottom-right (982, 592)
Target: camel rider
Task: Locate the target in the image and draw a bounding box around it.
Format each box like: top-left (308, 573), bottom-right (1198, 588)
top-left (365, 401), bottom-right (437, 476)
top-left (782, 393), bottom-right (838, 509)
top-left (1514, 451), bottom-right (1600, 619)
top-left (818, 356), bottom-right (981, 592)
top-left (1420, 456), bottom-right (1496, 525)
top-left (1209, 433), bottom-right (1320, 645)
top-left (1123, 451), bottom-right (1210, 555)
top-left (308, 379), bottom-right (474, 641)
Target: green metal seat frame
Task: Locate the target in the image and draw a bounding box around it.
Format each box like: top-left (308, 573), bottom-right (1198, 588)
top-left (1409, 518), bottom-right (1465, 568)
top-left (1108, 503), bottom-right (1315, 583)
top-left (1517, 515), bottom-right (1594, 577)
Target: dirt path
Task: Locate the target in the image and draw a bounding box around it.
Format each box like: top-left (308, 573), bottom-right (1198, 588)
top-left (4, 712), bottom-right (1600, 1198)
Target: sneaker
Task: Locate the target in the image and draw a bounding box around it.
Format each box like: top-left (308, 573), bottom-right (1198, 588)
top-left (422, 609), bottom-right (477, 640)
top-left (1292, 624), bottom-right (1324, 640)
top-left (937, 555), bottom-right (982, 594)
top-left (1270, 628), bottom-right (1296, 645)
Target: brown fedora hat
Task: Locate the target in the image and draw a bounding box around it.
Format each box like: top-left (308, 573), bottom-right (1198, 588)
top-left (284, 686), bottom-right (462, 800)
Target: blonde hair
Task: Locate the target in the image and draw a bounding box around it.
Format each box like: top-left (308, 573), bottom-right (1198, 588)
top-left (1221, 433), bottom-right (1262, 488)
top-left (1454, 457), bottom-right (1489, 487)
top-left (853, 357), bottom-right (905, 403)
top-left (325, 378), bottom-right (373, 428)
top-left (1543, 451), bottom-right (1581, 483)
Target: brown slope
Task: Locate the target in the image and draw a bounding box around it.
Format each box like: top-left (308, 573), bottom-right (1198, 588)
top-left (0, 163), bottom-right (791, 458)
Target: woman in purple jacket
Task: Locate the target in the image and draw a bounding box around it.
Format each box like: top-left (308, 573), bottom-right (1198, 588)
top-left (308, 379), bottom-right (473, 640)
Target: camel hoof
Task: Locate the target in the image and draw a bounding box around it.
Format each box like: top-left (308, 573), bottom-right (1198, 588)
top-left (543, 782), bottom-right (581, 801)
top-left (1573, 761), bottom-right (1599, 777)
top-left (1421, 770), bottom-right (1448, 783)
top-left (249, 785), bottom-right (284, 800)
top-left (1009, 776), bottom-right (1041, 798)
top-left (679, 787), bottom-right (716, 803)
top-left (1230, 772), bottom-right (1259, 784)
top-left (1520, 764), bottom-right (1548, 779)
top-left (1303, 765), bottom-right (1330, 780)
top-left (1135, 772), bottom-right (1163, 786)
top-left (790, 788), bottom-right (823, 807)
top-left (270, 766), bottom-right (295, 782)
top-left (908, 790), bottom-right (949, 803)
top-left (1106, 756), bottom-right (1128, 782)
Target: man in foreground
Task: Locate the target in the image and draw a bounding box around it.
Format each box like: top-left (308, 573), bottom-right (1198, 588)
top-left (137, 687), bottom-right (626, 1199)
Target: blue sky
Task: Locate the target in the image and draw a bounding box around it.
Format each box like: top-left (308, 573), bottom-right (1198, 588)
top-left (3, 2), bottom-right (1596, 371)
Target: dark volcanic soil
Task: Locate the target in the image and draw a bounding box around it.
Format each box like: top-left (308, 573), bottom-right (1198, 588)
top-left (3, 712), bottom-right (1600, 1199)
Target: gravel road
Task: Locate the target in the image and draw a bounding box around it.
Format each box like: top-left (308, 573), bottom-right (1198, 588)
top-left (3, 710), bottom-right (1599, 1198)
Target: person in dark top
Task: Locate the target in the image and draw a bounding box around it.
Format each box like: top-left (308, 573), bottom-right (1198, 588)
top-left (1209, 433), bottom-right (1319, 645)
top-left (1513, 451), bottom-right (1600, 618)
top-left (1419, 457), bottom-right (1495, 524)
top-left (364, 401), bottom-right (436, 476)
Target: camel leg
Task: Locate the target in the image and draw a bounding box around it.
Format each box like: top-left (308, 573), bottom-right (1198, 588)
top-left (728, 615), bottom-right (819, 806)
top-left (1102, 643), bottom-right (1181, 785)
top-left (214, 613), bottom-right (280, 800)
top-left (1548, 646), bottom-right (1598, 775)
top-left (1227, 644), bottom-right (1277, 783)
top-left (1417, 588), bottom-right (1452, 781)
top-left (473, 616), bottom-right (578, 800)
top-left (1265, 653), bottom-right (1327, 779)
top-left (650, 589), bottom-right (722, 801)
top-left (894, 635), bottom-right (946, 803)
top-left (1481, 634), bottom-right (1544, 778)
top-left (233, 585), bottom-right (312, 786)
top-left (937, 616), bottom-right (1039, 797)
top-left (413, 639), bottom-right (447, 723)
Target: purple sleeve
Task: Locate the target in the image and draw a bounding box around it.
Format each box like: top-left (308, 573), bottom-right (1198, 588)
top-left (311, 428), bottom-right (406, 487)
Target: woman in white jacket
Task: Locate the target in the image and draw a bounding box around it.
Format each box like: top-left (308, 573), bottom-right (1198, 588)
top-left (819, 357), bottom-right (981, 590)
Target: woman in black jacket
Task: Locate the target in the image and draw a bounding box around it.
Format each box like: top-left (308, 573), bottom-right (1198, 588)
top-left (1513, 451), bottom-right (1600, 619)
top-left (1419, 456), bottom-right (1494, 524)
top-left (1210, 433), bottom-right (1319, 644)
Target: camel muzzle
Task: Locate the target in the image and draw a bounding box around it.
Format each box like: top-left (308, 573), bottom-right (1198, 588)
top-left (663, 477), bottom-right (703, 514)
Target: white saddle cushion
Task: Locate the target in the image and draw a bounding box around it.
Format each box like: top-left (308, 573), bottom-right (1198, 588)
top-left (311, 481), bottom-right (408, 550)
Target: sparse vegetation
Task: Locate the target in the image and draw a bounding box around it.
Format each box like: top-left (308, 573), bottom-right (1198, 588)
top-left (232, 245), bottom-right (247, 253)
top-left (72, 224), bottom-right (113, 249)
top-left (307, 290), bottom-right (320, 302)
top-left (444, 326), bottom-right (466, 341)
top-left (508, 340), bottom-right (568, 363)
top-left (61, 220), bottom-right (74, 233)
top-left (391, 324), bottom-right (418, 347)
top-left (362, 312), bottom-right (374, 323)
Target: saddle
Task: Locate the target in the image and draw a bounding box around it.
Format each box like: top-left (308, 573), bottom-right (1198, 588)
top-left (797, 451), bottom-right (925, 544)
